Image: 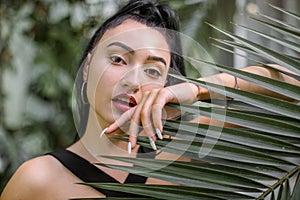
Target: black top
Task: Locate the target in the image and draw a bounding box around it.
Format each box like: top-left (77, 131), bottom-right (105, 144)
top-left (47, 146), bottom-right (155, 197)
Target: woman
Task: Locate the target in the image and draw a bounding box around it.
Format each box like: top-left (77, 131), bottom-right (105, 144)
top-left (2, 0), bottom-right (299, 199)
top-left (0, 0), bottom-right (187, 199)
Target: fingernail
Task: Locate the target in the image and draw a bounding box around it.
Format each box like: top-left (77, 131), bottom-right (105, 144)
top-left (100, 127), bottom-right (108, 138)
top-left (128, 142), bottom-right (132, 155)
top-left (155, 128), bottom-right (163, 140)
top-left (149, 137), bottom-right (157, 150)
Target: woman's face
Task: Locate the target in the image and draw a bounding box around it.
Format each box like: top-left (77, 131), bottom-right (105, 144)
top-left (85, 19), bottom-right (171, 129)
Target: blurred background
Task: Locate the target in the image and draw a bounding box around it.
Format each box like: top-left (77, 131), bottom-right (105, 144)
top-left (0, 0), bottom-right (298, 191)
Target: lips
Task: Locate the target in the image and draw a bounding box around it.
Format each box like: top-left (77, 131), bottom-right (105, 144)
top-left (112, 93), bottom-right (137, 112)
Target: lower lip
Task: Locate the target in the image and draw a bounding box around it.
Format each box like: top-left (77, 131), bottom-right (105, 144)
top-left (112, 100), bottom-right (131, 112)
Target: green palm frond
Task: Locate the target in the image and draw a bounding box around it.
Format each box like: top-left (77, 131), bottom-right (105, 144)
top-left (80, 3), bottom-right (300, 200)
top-left (206, 22), bottom-right (300, 74)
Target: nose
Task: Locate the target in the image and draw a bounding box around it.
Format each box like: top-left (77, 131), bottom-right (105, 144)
top-left (120, 67), bottom-right (141, 93)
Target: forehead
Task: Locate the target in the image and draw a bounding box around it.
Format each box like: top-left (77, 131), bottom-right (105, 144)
top-left (98, 19), bottom-right (170, 53)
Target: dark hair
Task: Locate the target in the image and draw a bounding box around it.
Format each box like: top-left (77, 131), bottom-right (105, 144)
top-left (75, 0), bottom-right (185, 135)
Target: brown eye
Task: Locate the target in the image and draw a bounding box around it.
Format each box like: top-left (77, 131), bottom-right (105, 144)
top-left (110, 56), bottom-right (127, 65)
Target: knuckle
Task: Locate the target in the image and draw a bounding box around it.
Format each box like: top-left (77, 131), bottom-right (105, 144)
top-left (158, 88), bottom-right (167, 95)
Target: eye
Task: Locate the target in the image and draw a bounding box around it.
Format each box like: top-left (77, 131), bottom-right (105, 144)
top-left (144, 68), bottom-right (162, 78)
top-left (110, 55), bottom-right (127, 65)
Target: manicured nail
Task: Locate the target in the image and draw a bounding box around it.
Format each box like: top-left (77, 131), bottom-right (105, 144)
top-left (155, 128), bottom-right (163, 140)
top-left (100, 127), bottom-right (108, 138)
top-left (149, 137), bottom-right (157, 150)
top-left (128, 142), bottom-right (132, 155)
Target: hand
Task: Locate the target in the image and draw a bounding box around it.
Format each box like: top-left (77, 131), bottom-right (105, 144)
top-left (105, 82), bottom-right (199, 153)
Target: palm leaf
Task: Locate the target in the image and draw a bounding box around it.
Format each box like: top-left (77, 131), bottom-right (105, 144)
top-left (249, 17), bottom-right (300, 39)
top-left (163, 120), bottom-right (300, 154)
top-left (206, 22), bottom-right (300, 74)
top-left (79, 183), bottom-right (248, 200)
top-left (233, 24), bottom-right (300, 52)
top-left (291, 172), bottom-right (300, 200)
top-left (260, 64), bottom-right (300, 81)
top-left (168, 103), bottom-right (300, 138)
top-left (171, 75), bottom-right (300, 120)
top-left (267, 3), bottom-right (300, 20)
top-left (256, 12), bottom-right (300, 33)
top-left (210, 40), bottom-right (300, 81)
top-left (81, 3), bottom-right (300, 200)
top-left (185, 58), bottom-right (300, 100)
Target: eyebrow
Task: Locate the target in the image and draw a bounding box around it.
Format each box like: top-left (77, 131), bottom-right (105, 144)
top-left (147, 56), bottom-right (167, 66)
top-left (107, 42), bottom-right (134, 54)
top-left (107, 42), bottom-right (167, 66)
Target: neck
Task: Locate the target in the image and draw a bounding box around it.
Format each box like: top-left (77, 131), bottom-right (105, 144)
top-left (71, 107), bottom-right (138, 164)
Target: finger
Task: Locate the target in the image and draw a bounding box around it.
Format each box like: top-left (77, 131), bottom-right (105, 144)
top-left (152, 104), bottom-right (163, 139)
top-left (148, 136), bottom-right (157, 151)
top-left (152, 88), bottom-right (173, 137)
top-left (138, 130), bottom-right (157, 151)
top-left (139, 90), bottom-right (163, 150)
top-left (106, 107), bottom-right (136, 133)
top-left (140, 89), bottom-right (160, 139)
top-left (129, 92), bottom-right (150, 148)
top-left (128, 118), bottom-right (139, 148)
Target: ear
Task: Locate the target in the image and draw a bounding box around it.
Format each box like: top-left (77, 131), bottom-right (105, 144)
top-left (83, 53), bottom-right (92, 82)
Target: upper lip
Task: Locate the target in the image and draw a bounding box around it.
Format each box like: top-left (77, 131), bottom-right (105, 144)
top-left (112, 93), bottom-right (137, 107)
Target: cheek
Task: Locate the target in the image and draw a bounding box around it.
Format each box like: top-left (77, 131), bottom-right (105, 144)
top-left (141, 83), bottom-right (164, 92)
top-left (94, 70), bottom-right (120, 102)
top-left (86, 66), bottom-right (118, 108)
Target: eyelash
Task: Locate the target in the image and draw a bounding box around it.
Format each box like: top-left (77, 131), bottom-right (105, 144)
top-left (144, 68), bottom-right (162, 78)
top-left (109, 55), bottom-right (162, 78)
top-left (110, 55), bottom-right (127, 65)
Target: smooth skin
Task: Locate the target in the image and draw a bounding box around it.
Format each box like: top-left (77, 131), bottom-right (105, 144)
top-left (0, 19), bottom-right (187, 200)
top-left (2, 19), bottom-right (299, 200)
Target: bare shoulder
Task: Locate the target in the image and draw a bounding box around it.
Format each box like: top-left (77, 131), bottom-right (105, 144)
top-left (14, 155), bottom-right (61, 184)
top-left (0, 155), bottom-right (64, 200)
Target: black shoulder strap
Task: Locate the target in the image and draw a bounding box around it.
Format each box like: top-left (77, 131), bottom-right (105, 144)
top-left (124, 146), bottom-right (156, 183)
top-left (47, 146), bottom-right (155, 197)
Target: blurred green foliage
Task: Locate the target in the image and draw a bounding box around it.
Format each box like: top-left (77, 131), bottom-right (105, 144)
top-left (0, 0), bottom-right (236, 192)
